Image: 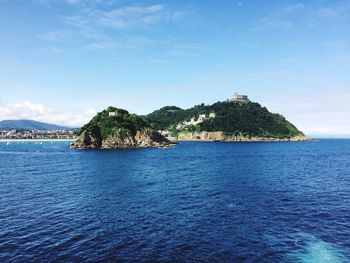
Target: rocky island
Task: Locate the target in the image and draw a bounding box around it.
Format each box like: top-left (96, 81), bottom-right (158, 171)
top-left (146, 94), bottom-right (311, 142)
top-left (70, 107), bottom-right (173, 149)
top-left (71, 94), bottom-right (311, 149)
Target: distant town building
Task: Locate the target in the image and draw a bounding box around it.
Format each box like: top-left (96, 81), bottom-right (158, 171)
top-left (230, 92), bottom-right (249, 102)
top-left (0, 129), bottom-right (77, 140)
top-left (109, 112), bottom-right (116, 117)
top-left (175, 112), bottom-right (216, 130)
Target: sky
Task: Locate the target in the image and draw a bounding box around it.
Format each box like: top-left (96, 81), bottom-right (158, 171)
top-left (0, 0), bottom-right (349, 137)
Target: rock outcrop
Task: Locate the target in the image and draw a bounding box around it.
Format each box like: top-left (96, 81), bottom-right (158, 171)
top-left (70, 107), bottom-right (173, 149)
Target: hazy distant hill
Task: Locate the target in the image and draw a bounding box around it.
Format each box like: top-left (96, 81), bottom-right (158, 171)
top-left (0, 119), bottom-right (72, 130)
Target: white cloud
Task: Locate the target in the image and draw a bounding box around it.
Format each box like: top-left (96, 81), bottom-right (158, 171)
top-left (315, 3), bottom-right (350, 19)
top-left (316, 8), bottom-right (338, 18)
top-left (38, 29), bottom-right (73, 41)
top-left (33, 0), bottom-right (49, 4)
top-left (280, 3), bottom-right (304, 15)
top-left (256, 18), bottom-right (294, 29)
top-left (36, 3), bottom-right (186, 53)
top-left (65, 4), bottom-right (182, 29)
top-left (255, 2), bottom-right (305, 30)
top-left (44, 47), bottom-right (65, 53)
top-left (85, 40), bottom-right (119, 50)
top-left (66, 0), bottom-right (79, 5)
top-left (0, 101), bottom-right (96, 127)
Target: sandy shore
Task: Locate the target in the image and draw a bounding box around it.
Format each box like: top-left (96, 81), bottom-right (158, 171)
top-left (0, 139), bottom-right (75, 142)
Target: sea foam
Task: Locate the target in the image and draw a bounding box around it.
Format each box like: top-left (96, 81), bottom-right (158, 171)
top-left (290, 235), bottom-right (347, 263)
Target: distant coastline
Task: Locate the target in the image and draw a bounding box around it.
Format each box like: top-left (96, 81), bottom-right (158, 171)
top-left (0, 139), bottom-right (75, 142)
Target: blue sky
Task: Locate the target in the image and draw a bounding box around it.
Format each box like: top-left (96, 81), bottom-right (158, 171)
top-left (0, 0), bottom-right (350, 136)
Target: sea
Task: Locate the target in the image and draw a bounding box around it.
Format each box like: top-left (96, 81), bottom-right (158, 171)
top-left (0, 140), bottom-right (349, 262)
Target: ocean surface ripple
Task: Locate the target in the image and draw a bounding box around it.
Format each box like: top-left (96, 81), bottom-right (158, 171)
top-left (0, 140), bottom-right (349, 262)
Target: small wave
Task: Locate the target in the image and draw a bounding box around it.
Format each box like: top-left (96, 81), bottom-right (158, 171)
top-left (227, 203), bottom-right (237, 208)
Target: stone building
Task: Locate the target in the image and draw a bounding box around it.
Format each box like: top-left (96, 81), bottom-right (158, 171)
top-left (230, 93), bottom-right (249, 102)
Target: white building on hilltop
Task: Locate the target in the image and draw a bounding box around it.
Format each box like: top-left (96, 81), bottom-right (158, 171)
top-left (230, 92), bottom-right (249, 102)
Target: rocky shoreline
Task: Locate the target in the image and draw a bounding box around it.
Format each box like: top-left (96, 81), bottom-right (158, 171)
top-left (176, 131), bottom-right (312, 142)
top-left (176, 138), bottom-right (313, 142)
top-left (70, 131), bottom-right (312, 149)
top-left (69, 128), bottom-right (175, 149)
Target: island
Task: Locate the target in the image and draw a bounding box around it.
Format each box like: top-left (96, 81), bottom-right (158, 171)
top-left (71, 94), bottom-right (311, 149)
top-left (146, 94), bottom-right (311, 142)
top-left (69, 107), bottom-right (173, 149)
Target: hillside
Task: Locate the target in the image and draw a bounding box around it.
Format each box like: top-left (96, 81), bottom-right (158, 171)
top-left (146, 101), bottom-right (306, 140)
top-left (0, 119), bottom-right (72, 130)
top-left (70, 106), bottom-right (171, 149)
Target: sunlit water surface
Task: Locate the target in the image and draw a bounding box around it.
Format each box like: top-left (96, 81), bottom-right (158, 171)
top-left (0, 140), bottom-right (349, 262)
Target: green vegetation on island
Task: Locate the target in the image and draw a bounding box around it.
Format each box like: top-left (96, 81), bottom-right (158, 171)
top-left (71, 106), bottom-right (171, 149)
top-left (146, 101), bottom-right (304, 139)
top-left (80, 107), bottom-right (151, 140)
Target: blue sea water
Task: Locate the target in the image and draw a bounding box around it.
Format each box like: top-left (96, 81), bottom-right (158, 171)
top-left (0, 140), bottom-right (349, 262)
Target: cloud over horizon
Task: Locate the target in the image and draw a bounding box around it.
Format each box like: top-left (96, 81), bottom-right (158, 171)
top-left (0, 101), bottom-right (96, 127)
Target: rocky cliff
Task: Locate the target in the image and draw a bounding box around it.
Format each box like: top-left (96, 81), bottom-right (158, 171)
top-left (70, 107), bottom-right (172, 149)
top-left (177, 131), bottom-right (311, 142)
